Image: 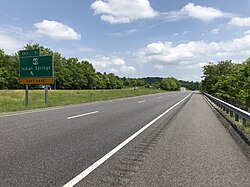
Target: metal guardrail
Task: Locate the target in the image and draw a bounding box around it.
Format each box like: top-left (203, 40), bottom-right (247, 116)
top-left (204, 93), bottom-right (250, 122)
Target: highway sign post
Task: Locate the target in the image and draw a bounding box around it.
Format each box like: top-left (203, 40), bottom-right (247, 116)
top-left (19, 49), bottom-right (54, 107)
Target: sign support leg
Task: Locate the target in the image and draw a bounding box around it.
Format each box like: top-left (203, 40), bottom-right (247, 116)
top-left (45, 85), bottom-right (48, 107)
top-left (25, 85), bottom-right (29, 107)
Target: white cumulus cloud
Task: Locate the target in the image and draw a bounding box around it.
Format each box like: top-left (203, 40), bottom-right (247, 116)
top-left (162, 3), bottom-right (233, 22)
top-left (229, 17), bottom-right (250, 27)
top-left (34, 20), bottom-right (81, 40)
top-left (0, 33), bottom-right (23, 54)
top-left (182, 3), bottom-right (225, 21)
top-left (91, 0), bottom-right (158, 24)
top-left (244, 30), bottom-right (250, 35)
top-left (120, 65), bottom-right (136, 73)
top-left (90, 56), bottom-right (136, 75)
top-left (137, 33), bottom-right (250, 69)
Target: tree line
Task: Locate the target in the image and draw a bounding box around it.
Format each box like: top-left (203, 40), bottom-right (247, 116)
top-left (201, 59), bottom-right (250, 110)
top-left (0, 44), bottom-right (199, 91)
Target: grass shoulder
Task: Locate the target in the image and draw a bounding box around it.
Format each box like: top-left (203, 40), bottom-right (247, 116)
top-left (0, 88), bottom-right (166, 113)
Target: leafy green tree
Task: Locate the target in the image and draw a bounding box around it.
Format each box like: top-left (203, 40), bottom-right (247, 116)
top-left (0, 49), bottom-right (20, 89)
top-left (81, 60), bottom-right (96, 89)
top-left (54, 52), bottom-right (68, 89)
top-left (121, 77), bottom-right (130, 87)
top-left (95, 73), bottom-right (106, 89)
top-left (0, 43), bottom-right (202, 93)
top-left (160, 77), bottom-right (180, 91)
top-left (179, 80), bottom-right (200, 90)
top-left (202, 60), bottom-right (250, 109)
top-left (23, 43), bottom-right (53, 56)
top-left (66, 58), bottom-right (88, 89)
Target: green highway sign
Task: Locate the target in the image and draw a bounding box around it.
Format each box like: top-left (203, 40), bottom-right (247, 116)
top-left (19, 49), bottom-right (53, 107)
top-left (19, 49), bottom-right (40, 58)
top-left (20, 56), bottom-right (54, 78)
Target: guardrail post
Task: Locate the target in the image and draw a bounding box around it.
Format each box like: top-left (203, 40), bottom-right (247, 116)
top-left (235, 114), bottom-right (239, 122)
top-left (230, 111), bottom-right (234, 117)
top-left (242, 107), bottom-right (248, 126)
top-left (243, 118), bottom-right (247, 126)
top-left (204, 93), bottom-right (250, 123)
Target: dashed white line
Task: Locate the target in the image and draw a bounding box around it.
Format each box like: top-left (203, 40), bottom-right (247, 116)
top-left (67, 111), bottom-right (99, 120)
top-left (62, 92), bottom-right (192, 187)
top-left (158, 96), bottom-right (163, 99)
top-left (137, 100), bottom-right (146, 104)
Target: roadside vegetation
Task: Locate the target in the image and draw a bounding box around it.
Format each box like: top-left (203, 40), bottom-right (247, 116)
top-left (202, 59), bottom-right (250, 110)
top-left (0, 44), bottom-right (199, 91)
top-left (0, 43), bottom-right (200, 113)
top-left (201, 59), bottom-right (250, 132)
top-left (0, 88), bottom-right (166, 113)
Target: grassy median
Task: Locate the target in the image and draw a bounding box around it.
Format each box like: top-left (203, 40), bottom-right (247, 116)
top-left (0, 88), bottom-right (165, 113)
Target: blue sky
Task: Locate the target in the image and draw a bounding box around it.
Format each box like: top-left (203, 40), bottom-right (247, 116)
top-left (1, 0), bottom-right (250, 81)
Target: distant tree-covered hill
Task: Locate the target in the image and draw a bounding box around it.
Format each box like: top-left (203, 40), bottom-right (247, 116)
top-left (142, 77), bottom-right (163, 85)
top-left (179, 80), bottom-right (200, 90)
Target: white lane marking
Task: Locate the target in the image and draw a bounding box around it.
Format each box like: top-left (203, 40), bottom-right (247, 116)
top-left (158, 96), bottom-right (163, 99)
top-left (137, 100), bottom-right (146, 104)
top-left (62, 92), bottom-right (192, 187)
top-left (119, 99), bottom-right (124, 101)
top-left (0, 93), bottom-right (173, 118)
top-left (67, 111), bottom-right (99, 120)
top-left (0, 107), bottom-right (75, 118)
top-left (0, 102), bottom-right (99, 118)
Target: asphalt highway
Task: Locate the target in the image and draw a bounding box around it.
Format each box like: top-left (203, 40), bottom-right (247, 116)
top-left (0, 91), bottom-right (249, 186)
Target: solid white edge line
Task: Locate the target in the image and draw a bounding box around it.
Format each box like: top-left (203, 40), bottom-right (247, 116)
top-left (137, 100), bottom-right (146, 104)
top-left (67, 111), bottom-right (99, 120)
top-left (62, 92), bottom-right (192, 187)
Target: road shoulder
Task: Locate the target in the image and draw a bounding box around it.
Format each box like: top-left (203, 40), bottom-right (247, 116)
top-left (76, 93), bottom-right (250, 186)
top-left (128, 93), bottom-right (250, 186)
top-left (204, 94), bottom-right (250, 156)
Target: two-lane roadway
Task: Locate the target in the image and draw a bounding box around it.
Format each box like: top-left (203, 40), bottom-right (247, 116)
top-left (0, 91), bottom-right (191, 186)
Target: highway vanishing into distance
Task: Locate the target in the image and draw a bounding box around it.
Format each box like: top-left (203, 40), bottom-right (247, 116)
top-left (0, 91), bottom-right (249, 186)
